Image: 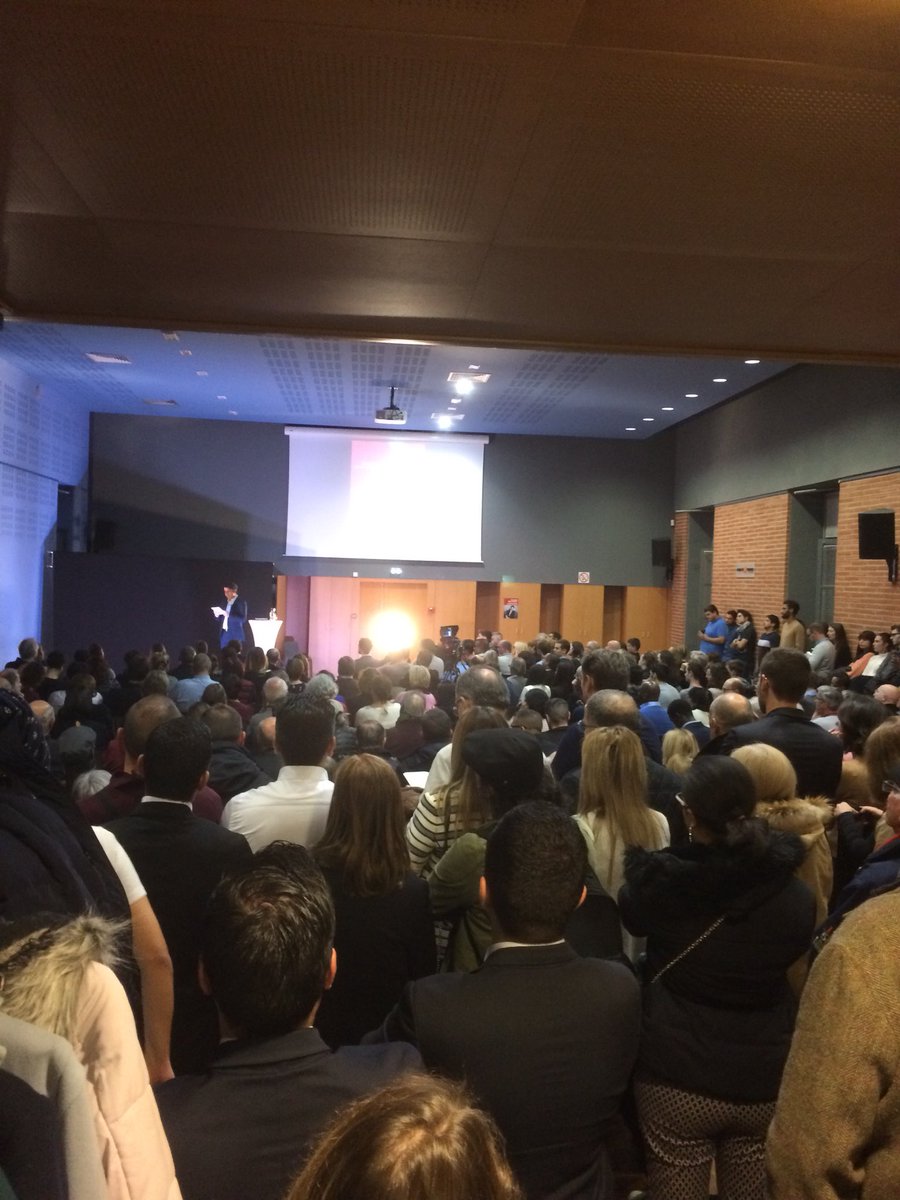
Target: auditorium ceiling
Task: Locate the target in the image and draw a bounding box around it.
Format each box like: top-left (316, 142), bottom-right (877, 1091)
top-left (1, 0), bottom-right (898, 437)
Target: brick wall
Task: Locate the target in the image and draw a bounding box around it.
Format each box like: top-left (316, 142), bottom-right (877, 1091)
top-left (710, 494), bottom-right (791, 623)
top-left (835, 472), bottom-right (900, 640)
top-left (669, 512), bottom-right (690, 646)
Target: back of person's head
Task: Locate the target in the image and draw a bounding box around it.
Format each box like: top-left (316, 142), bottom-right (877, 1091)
top-left (123, 694), bottom-right (179, 760)
top-left (637, 680), bottom-right (660, 705)
top-left (581, 649), bottom-right (630, 693)
top-left (760, 648), bottom-right (811, 703)
top-left (141, 669), bottom-right (171, 698)
top-left (355, 719), bottom-right (385, 751)
top-left (369, 673), bottom-right (393, 704)
top-left (864, 716), bottom-right (900, 803)
top-left (662, 727), bottom-right (698, 775)
top-left (462, 727), bottom-right (545, 819)
top-left (665, 697), bottom-right (694, 728)
top-left (276, 696), bottom-right (335, 766)
top-left (17, 637), bottom-right (39, 662)
top-left (287, 654), bottom-right (310, 684)
top-left (314, 755), bottom-right (408, 896)
top-left (838, 693), bottom-right (891, 757)
top-left (509, 656), bottom-right (526, 678)
top-left (680, 756), bottom-right (761, 845)
top-left (358, 637), bottom-right (373, 655)
top-left (510, 708), bottom-right (542, 734)
top-left (305, 673), bottom-right (338, 703)
top-left (142, 716), bottom-right (211, 801)
top-left (456, 666), bottom-right (508, 711)
top-left (816, 685), bottom-right (843, 713)
top-left (421, 707), bottom-right (452, 744)
top-left (202, 682), bottom-right (227, 706)
top-left (523, 689), bottom-right (549, 718)
top-left (584, 688), bottom-right (640, 732)
top-left (337, 655), bottom-right (354, 678)
top-left (192, 653), bottom-right (212, 676)
top-left (731, 743), bottom-right (797, 805)
top-left (398, 690), bottom-right (427, 721)
top-left (285, 1073), bottom-right (522, 1200)
top-left (546, 697), bottom-right (570, 727)
top-left (484, 802), bottom-right (587, 942)
top-left (448, 705), bottom-right (508, 778)
top-left (201, 843), bottom-right (334, 1038)
top-left (407, 664), bottom-right (431, 692)
top-left (201, 702), bottom-right (243, 743)
top-left (709, 691), bottom-right (754, 734)
top-left (261, 676), bottom-right (288, 707)
top-left (578, 729), bottom-right (655, 875)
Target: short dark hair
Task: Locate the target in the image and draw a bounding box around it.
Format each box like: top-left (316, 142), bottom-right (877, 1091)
top-left (760, 648), bottom-right (810, 703)
top-left (142, 717), bottom-right (211, 801)
top-left (275, 696), bottom-right (335, 765)
top-left (783, 599), bottom-right (799, 616)
top-left (358, 638), bottom-right (373, 654)
top-left (484, 802), bottom-right (586, 942)
top-left (421, 707), bottom-right (452, 742)
top-left (456, 666), bottom-right (509, 710)
top-left (202, 682), bottom-right (227, 706)
top-left (584, 689), bottom-right (640, 732)
top-left (581, 650), bottom-right (630, 693)
top-left (201, 843), bottom-right (334, 1037)
top-left (123, 694), bottom-right (179, 759)
top-left (705, 604), bottom-right (719, 615)
top-left (201, 702), bottom-right (243, 743)
top-left (681, 756), bottom-right (758, 841)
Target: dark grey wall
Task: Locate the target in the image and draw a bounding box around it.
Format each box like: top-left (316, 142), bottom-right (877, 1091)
top-left (90, 415), bottom-right (676, 585)
top-left (674, 365), bottom-right (900, 510)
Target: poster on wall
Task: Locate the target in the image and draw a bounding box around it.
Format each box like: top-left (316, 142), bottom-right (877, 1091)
top-left (503, 597), bottom-right (519, 619)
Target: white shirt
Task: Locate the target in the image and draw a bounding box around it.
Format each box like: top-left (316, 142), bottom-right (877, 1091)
top-left (423, 742), bottom-right (454, 793)
top-left (222, 765), bottom-right (334, 852)
top-left (93, 825), bottom-right (146, 904)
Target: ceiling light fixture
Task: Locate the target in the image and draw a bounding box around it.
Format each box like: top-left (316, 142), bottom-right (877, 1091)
top-left (744, 359), bottom-right (760, 364)
top-left (685, 393), bottom-right (698, 398)
top-left (217, 394), bottom-right (227, 400)
top-left (179, 349), bottom-right (192, 357)
top-left (374, 385), bottom-right (407, 426)
top-left (625, 426), bottom-right (636, 431)
top-left (661, 406), bottom-right (674, 411)
top-left (196, 370), bottom-right (208, 377)
top-left (450, 396), bottom-right (462, 405)
top-left (642, 417), bottom-right (654, 422)
top-left (143, 398), bottom-right (177, 406)
top-left (454, 378), bottom-right (474, 395)
top-left (85, 352), bottom-right (131, 364)
top-left (713, 377), bottom-right (727, 383)
top-left (436, 415), bottom-right (453, 430)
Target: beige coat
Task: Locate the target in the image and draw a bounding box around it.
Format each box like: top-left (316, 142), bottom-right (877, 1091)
top-left (767, 888), bottom-right (900, 1199)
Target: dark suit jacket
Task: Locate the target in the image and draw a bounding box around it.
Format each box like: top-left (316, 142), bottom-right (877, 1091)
top-left (218, 595), bottom-right (248, 648)
top-left (366, 943), bottom-right (640, 1200)
top-left (722, 707), bottom-right (843, 797)
top-left (155, 1028), bottom-right (421, 1200)
top-left (108, 801), bottom-right (253, 1072)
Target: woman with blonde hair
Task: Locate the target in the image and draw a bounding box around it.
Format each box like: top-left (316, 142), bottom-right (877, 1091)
top-left (313, 754), bottom-right (435, 1045)
top-left (662, 727), bottom-right (698, 776)
top-left (576, 726), bottom-right (669, 959)
top-left (405, 705), bottom-right (508, 877)
top-left (286, 1074), bottom-right (522, 1200)
top-left (731, 742), bottom-right (832, 948)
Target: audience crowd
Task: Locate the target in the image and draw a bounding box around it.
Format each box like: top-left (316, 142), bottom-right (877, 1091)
top-left (2, 603), bottom-right (900, 1200)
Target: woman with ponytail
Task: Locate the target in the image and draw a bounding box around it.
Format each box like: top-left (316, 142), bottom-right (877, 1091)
top-left (618, 756), bottom-right (816, 1200)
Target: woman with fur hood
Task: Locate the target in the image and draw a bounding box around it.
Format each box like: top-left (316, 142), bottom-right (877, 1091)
top-left (0, 914), bottom-right (180, 1200)
top-left (619, 756), bottom-right (816, 1200)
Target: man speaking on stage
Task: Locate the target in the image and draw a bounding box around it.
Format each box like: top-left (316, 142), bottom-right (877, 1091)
top-left (211, 582), bottom-right (248, 650)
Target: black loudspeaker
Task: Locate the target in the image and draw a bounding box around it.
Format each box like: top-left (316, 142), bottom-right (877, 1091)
top-left (652, 538), bottom-right (672, 567)
top-left (92, 518), bottom-right (117, 553)
top-left (858, 511), bottom-right (895, 560)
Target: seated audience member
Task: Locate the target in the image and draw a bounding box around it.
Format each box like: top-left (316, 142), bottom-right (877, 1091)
top-left (812, 684), bottom-right (843, 730)
top-left (286, 1074), bottom-right (522, 1200)
top-left (354, 719), bottom-right (400, 772)
top-left (78, 694), bottom-right (223, 823)
top-left (172, 644), bottom-right (196, 680)
top-left (619, 757), bottom-right (817, 1200)
top-left (202, 702), bottom-right (271, 804)
top-left (397, 706), bottom-right (452, 777)
top-left (384, 690), bottom-right (427, 761)
top-left (286, 653), bottom-right (311, 696)
top-left (423, 667), bottom-right (511, 793)
top-left (429, 729), bottom-right (550, 971)
top-left (0, 914), bottom-right (179, 1200)
top-left (141, 668), bottom-right (172, 698)
top-left (874, 682), bottom-right (900, 712)
top-left (509, 707), bottom-right (543, 735)
top-left (304, 671), bottom-right (342, 713)
top-left (366, 802), bottom-right (640, 1200)
top-left (222, 671), bottom-right (253, 725)
top-left (52, 673), bottom-right (115, 754)
top-left (721, 648), bottom-right (843, 797)
top-left (222, 696), bottom-right (335, 851)
top-left (29, 698), bottom-right (54, 740)
top-left (155, 844), bottom-right (420, 1200)
top-left (313, 755), bottom-right (435, 1046)
top-left (108, 718), bottom-right (253, 1074)
top-left (806, 622), bottom-right (836, 674)
top-left (247, 675), bottom-right (289, 750)
top-left (252, 714), bottom-right (283, 778)
top-left (353, 672), bottom-right (401, 730)
top-left (335, 656), bottom-right (360, 708)
top-left (766, 886), bottom-right (900, 1200)
top-left (172, 652), bottom-right (215, 713)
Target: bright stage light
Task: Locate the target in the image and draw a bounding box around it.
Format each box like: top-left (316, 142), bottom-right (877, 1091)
top-left (370, 609), bottom-right (417, 652)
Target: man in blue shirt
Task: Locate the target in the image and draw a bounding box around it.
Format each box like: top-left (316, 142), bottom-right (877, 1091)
top-left (698, 605), bottom-right (727, 656)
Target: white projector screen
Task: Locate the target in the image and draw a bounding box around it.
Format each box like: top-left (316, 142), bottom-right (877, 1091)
top-left (285, 427), bottom-right (487, 562)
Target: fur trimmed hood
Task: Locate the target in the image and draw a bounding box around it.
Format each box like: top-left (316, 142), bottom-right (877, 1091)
top-left (0, 914), bottom-right (124, 1044)
top-left (756, 795), bottom-right (833, 838)
top-left (624, 828), bottom-right (807, 917)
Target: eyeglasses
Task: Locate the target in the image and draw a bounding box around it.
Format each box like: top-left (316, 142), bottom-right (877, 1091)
top-left (881, 780), bottom-right (900, 796)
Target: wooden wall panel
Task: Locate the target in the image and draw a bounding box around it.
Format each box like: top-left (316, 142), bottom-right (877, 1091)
top-left (560, 585), bottom-right (605, 645)
top-left (623, 587), bottom-right (671, 651)
top-left (308, 577), bottom-right (360, 674)
top-left (428, 580), bottom-right (477, 641)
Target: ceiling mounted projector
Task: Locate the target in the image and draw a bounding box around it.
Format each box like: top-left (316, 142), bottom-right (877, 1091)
top-left (374, 385), bottom-right (407, 426)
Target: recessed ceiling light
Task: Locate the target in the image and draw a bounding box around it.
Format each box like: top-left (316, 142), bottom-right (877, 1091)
top-left (625, 426), bottom-right (636, 431)
top-left (228, 409), bottom-right (238, 415)
top-left (450, 396), bottom-right (462, 404)
top-left (436, 415), bottom-right (453, 430)
top-left (196, 370), bottom-right (208, 377)
top-left (162, 331), bottom-right (179, 342)
top-left (661, 406), bottom-right (674, 411)
top-left (744, 359), bottom-right (760, 365)
top-left (179, 349), bottom-right (192, 357)
top-left (713, 377), bottom-right (727, 383)
top-left (468, 364), bottom-right (480, 370)
top-left (217, 394), bottom-right (227, 400)
top-left (642, 417), bottom-right (654, 422)
top-left (685, 393), bottom-right (698, 398)
top-left (368, 338), bottom-right (435, 346)
top-left (454, 379), bottom-right (474, 395)
top-left (85, 352), bottom-right (131, 365)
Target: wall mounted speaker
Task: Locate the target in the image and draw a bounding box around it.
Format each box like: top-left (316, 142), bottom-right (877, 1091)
top-left (858, 511), bottom-right (895, 560)
top-left (652, 538), bottom-right (672, 567)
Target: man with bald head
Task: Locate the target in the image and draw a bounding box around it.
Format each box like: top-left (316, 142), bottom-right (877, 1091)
top-left (422, 666), bottom-right (510, 792)
top-left (77, 694), bottom-right (223, 823)
top-left (874, 683), bottom-right (900, 713)
top-left (698, 692), bottom-right (756, 757)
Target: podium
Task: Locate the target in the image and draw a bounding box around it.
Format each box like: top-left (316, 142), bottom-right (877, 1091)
top-left (248, 618), bottom-right (282, 653)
